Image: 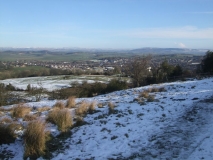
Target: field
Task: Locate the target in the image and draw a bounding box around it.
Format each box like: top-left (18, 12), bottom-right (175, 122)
top-left (0, 51), bottom-right (129, 62)
top-left (0, 75), bottom-right (131, 91)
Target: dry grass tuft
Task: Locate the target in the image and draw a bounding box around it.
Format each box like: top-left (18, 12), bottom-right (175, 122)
top-left (74, 116), bottom-right (84, 126)
top-left (23, 114), bottom-right (37, 121)
top-left (47, 108), bottom-right (73, 132)
top-left (12, 104), bottom-right (31, 118)
top-left (24, 120), bottom-right (47, 158)
top-left (159, 87), bottom-right (167, 92)
top-left (150, 87), bottom-right (159, 92)
top-left (147, 95), bottom-right (155, 102)
top-left (53, 101), bottom-right (65, 109)
top-left (139, 90), bottom-right (149, 98)
top-left (66, 96), bottom-right (76, 108)
top-left (108, 102), bottom-right (115, 113)
top-left (0, 117), bottom-right (13, 124)
top-left (97, 103), bottom-right (103, 108)
top-left (36, 106), bottom-right (51, 112)
top-left (0, 122), bottom-right (23, 144)
top-left (75, 101), bottom-right (89, 116)
top-left (88, 101), bottom-right (96, 113)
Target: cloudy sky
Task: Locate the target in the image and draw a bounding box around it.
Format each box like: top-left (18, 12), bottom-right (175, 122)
top-left (0, 0), bottom-right (213, 49)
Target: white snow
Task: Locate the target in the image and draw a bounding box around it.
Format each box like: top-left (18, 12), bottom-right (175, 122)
top-left (0, 75), bottom-right (116, 91)
top-left (1, 77), bottom-right (213, 159)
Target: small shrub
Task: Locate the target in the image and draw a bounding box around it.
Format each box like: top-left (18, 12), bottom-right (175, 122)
top-left (147, 95), bottom-right (155, 102)
top-left (23, 114), bottom-right (37, 121)
top-left (0, 122), bottom-right (23, 144)
top-left (150, 87), bottom-right (159, 92)
top-left (88, 101), bottom-right (96, 113)
top-left (53, 101), bottom-right (65, 109)
top-left (75, 101), bottom-right (89, 116)
top-left (24, 120), bottom-right (47, 158)
top-left (97, 103), bottom-right (103, 108)
top-left (139, 91), bottom-right (149, 98)
top-left (47, 108), bottom-right (72, 132)
top-left (108, 102), bottom-right (115, 114)
top-left (136, 98), bottom-right (146, 105)
top-left (66, 96), bottom-right (76, 108)
top-left (159, 87), bottom-right (167, 92)
top-left (12, 104), bottom-right (31, 118)
top-left (74, 116), bottom-right (84, 127)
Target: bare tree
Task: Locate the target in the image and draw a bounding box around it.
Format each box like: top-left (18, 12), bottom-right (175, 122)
top-left (125, 55), bottom-right (151, 87)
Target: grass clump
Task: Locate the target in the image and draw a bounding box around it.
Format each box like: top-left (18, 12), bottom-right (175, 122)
top-left (147, 95), bottom-right (155, 102)
top-left (66, 96), bottom-right (76, 108)
top-left (47, 108), bottom-right (73, 132)
top-left (53, 101), bottom-right (65, 109)
top-left (108, 102), bottom-right (115, 114)
top-left (88, 101), bottom-right (96, 114)
top-left (139, 90), bottom-right (149, 98)
top-left (159, 87), bottom-right (167, 92)
top-left (75, 101), bottom-right (89, 116)
top-left (12, 104), bottom-right (31, 118)
top-left (97, 103), bottom-right (103, 108)
top-left (24, 120), bottom-right (47, 158)
top-left (36, 106), bottom-right (51, 112)
top-left (23, 114), bottom-right (37, 121)
top-left (74, 116), bottom-right (85, 127)
top-left (0, 122), bottom-right (23, 144)
top-left (150, 87), bottom-right (159, 92)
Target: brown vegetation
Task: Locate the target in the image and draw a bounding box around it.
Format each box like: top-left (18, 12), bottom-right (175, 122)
top-left (53, 101), bottom-right (65, 109)
top-left (24, 120), bottom-right (47, 158)
top-left (23, 114), bottom-right (37, 121)
top-left (75, 101), bottom-right (89, 116)
top-left (139, 90), bottom-right (149, 98)
top-left (0, 122), bottom-right (23, 144)
top-left (12, 104), bottom-right (31, 118)
top-left (88, 101), bottom-right (96, 113)
top-left (108, 102), bottom-right (115, 113)
top-left (66, 96), bottom-right (76, 108)
top-left (47, 108), bottom-right (73, 132)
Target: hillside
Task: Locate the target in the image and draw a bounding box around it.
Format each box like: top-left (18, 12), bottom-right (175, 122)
top-left (0, 77), bottom-right (213, 159)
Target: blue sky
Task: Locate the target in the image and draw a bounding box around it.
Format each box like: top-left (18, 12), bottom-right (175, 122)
top-left (0, 0), bottom-right (213, 49)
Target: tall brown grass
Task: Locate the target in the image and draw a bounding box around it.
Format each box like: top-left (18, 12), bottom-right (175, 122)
top-left (12, 104), bottom-right (31, 118)
top-left (47, 108), bottom-right (73, 132)
top-left (53, 101), bottom-right (65, 109)
top-left (24, 120), bottom-right (47, 158)
top-left (108, 102), bottom-right (115, 113)
top-left (75, 101), bottom-right (89, 116)
top-left (0, 122), bottom-right (23, 144)
top-left (23, 114), bottom-right (37, 121)
top-left (66, 96), bottom-right (76, 108)
top-left (88, 101), bottom-right (96, 113)
top-left (139, 90), bottom-right (149, 98)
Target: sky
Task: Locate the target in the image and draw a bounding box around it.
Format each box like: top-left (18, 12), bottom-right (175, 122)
top-left (0, 0), bottom-right (213, 49)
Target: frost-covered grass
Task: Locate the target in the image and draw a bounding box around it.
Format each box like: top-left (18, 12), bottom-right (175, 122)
top-left (0, 77), bottom-right (213, 159)
top-left (0, 75), bottom-right (129, 91)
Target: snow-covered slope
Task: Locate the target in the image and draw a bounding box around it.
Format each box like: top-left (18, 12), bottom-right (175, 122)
top-left (1, 78), bottom-right (213, 159)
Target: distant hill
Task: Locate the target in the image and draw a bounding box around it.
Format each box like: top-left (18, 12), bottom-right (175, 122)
top-left (0, 47), bottom-right (208, 61)
top-left (130, 48), bottom-right (207, 55)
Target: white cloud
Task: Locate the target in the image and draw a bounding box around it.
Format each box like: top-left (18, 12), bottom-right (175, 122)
top-left (175, 42), bottom-right (186, 48)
